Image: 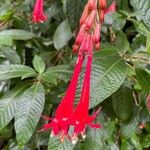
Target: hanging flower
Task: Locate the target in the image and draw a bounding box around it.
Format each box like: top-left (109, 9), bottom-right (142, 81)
top-left (32, 0), bottom-right (47, 23)
top-left (71, 43), bottom-right (102, 143)
top-left (40, 55), bottom-right (84, 141)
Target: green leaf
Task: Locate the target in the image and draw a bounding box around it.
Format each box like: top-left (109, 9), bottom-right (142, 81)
top-left (53, 20), bottom-right (72, 50)
top-left (0, 85), bottom-right (27, 131)
top-left (130, 0), bottom-right (150, 30)
top-left (146, 33), bottom-right (150, 53)
top-left (48, 136), bottom-right (74, 150)
top-left (121, 108), bottom-right (139, 138)
top-left (112, 86), bottom-right (134, 121)
top-left (136, 68), bottom-right (150, 91)
top-left (0, 65), bottom-right (37, 81)
top-left (0, 29), bottom-right (35, 41)
top-left (105, 12), bottom-right (126, 30)
top-left (66, 0), bottom-right (87, 30)
top-left (32, 55), bottom-right (45, 74)
top-left (41, 65), bottom-right (71, 84)
top-left (0, 36), bottom-right (12, 46)
top-left (114, 31), bottom-right (130, 54)
top-left (78, 49), bottom-right (127, 108)
top-left (0, 4), bottom-right (13, 21)
top-left (14, 83), bottom-right (45, 147)
top-left (141, 134), bottom-right (150, 148)
top-left (0, 47), bottom-right (21, 64)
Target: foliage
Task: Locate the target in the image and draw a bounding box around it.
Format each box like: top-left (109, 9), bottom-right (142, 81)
top-left (0, 0), bottom-right (150, 149)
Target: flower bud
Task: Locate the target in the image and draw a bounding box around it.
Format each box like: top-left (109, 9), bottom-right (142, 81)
top-left (95, 42), bottom-right (100, 50)
top-left (80, 4), bottom-right (89, 26)
top-left (85, 10), bottom-right (96, 30)
top-left (75, 24), bottom-right (86, 45)
top-left (88, 0), bottom-right (96, 10)
top-left (99, 0), bottom-right (106, 10)
top-left (73, 44), bottom-right (79, 53)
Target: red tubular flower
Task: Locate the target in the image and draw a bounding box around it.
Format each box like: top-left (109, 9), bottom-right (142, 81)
top-left (40, 54), bottom-right (84, 139)
top-left (32, 0), bottom-right (47, 23)
top-left (71, 44), bottom-right (102, 143)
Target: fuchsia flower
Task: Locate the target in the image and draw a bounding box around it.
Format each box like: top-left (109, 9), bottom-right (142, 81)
top-left (40, 0), bottom-right (116, 142)
top-left (32, 0), bottom-right (47, 23)
top-left (40, 55), bottom-right (84, 140)
top-left (71, 49), bottom-right (102, 143)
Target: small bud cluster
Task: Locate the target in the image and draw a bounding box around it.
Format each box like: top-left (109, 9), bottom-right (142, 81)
top-left (73, 0), bottom-right (111, 54)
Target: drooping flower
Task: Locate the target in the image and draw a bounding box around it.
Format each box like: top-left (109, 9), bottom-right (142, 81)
top-left (40, 54), bottom-right (84, 140)
top-left (32, 0), bottom-right (47, 23)
top-left (71, 42), bottom-right (102, 143)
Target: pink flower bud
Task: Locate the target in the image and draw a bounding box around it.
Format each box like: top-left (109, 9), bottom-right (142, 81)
top-left (93, 23), bottom-right (101, 44)
top-left (95, 42), bottom-right (100, 50)
top-left (73, 44), bottom-right (79, 53)
top-left (85, 10), bottom-right (96, 30)
top-left (75, 24), bottom-right (86, 45)
top-left (99, 0), bottom-right (106, 10)
top-left (88, 0), bottom-right (96, 10)
top-left (80, 4), bottom-right (89, 26)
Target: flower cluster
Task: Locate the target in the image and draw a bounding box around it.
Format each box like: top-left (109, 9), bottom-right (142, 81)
top-left (39, 0), bottom-right (116, 143)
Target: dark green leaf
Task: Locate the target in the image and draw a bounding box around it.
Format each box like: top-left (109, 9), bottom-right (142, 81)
top-left (112, 86), bottom-right (134, 121)
top-left (32, 55), bottom-right (45, 74)
top-left (0, 65), bottom-right (37, 81)
top-left (0, 85), bottom-right (27, 131)
top-left (41, 65), bottom-right (71, 84)
top-left (15, 83), bottom-right (45, 146)
top-left (53, 20), bottom-right (72, 50)
top-left (136, 68), bottom-right (150, 91)
top-left (66, 0), bottom-right (87, 30)
top-left (0, 30), bottom-right (35, 40)
top-left (130, 0), bottom-right (150, 30)
top-left (79, 50), bottom-right (127, 108)
top-left (48, 136), bottom-right (74, 150)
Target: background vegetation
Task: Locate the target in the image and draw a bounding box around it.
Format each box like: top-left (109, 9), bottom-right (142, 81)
top-left (0, 0), bottom-right (150, 149)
